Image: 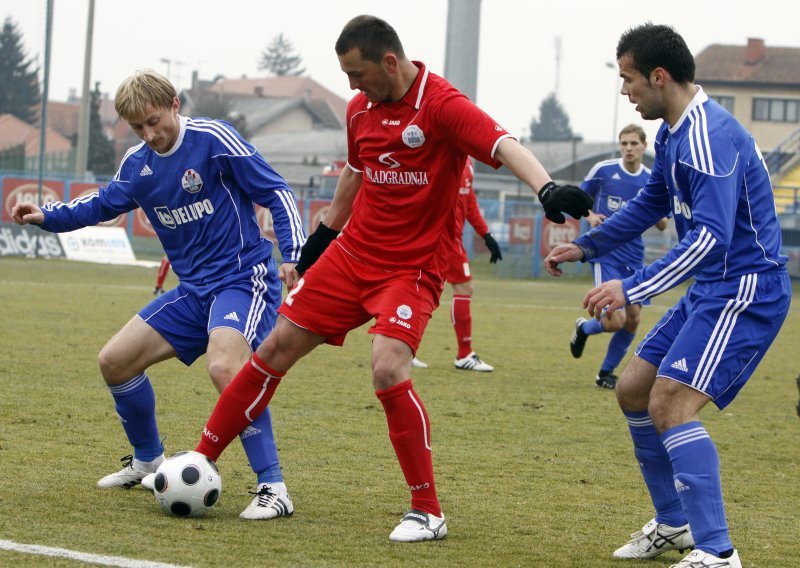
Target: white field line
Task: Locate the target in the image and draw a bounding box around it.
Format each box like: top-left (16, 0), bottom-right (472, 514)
top-left (0, 539), bottom-right (192, 568)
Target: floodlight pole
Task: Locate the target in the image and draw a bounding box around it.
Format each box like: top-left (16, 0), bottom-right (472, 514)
top-left (36, 0), bottom-right (54, 209)
top-left (75, 0), bottom-right (95, 177)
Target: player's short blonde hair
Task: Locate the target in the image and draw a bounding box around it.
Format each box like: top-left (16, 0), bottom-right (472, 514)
top-left (619, 123), bottom-right (646, 143)
top-left (114, 69), bottom-right (176, 121)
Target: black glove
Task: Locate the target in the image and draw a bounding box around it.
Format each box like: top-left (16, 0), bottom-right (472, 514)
top-left (538, 182), bottom-right (593, 224)
top-left (296, 222), bottom-right (340, 276)
top-left (483, 232), bottom-right (502, 264)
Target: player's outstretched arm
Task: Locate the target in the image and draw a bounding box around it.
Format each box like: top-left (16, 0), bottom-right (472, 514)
top-left (544, 243), bottom-right (584, 277)
top-left (296, 166), bottom-right (363, 276)
top-left (11, 202), bottom-right (45, 225)
top-left (494, 138), bottom-right (592, 223)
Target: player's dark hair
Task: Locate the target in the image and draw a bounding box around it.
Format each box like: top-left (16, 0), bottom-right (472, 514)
top-left (616, 23), bottom-right (695, 84)
top-left (335, 15), bottom-right (405, 63)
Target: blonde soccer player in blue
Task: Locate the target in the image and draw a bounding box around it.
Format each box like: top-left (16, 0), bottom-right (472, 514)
top-left (546, 23), bottom-right (790, 568)
top-left (12, 69), bottom-right (304, 520)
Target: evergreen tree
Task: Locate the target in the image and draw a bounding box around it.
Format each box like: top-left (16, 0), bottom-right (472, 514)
top-left (0, 17), bottom-right (40, 124)
top-left (529, 93), bottom-right (574, 141)
top-left (87, 83), bottom-right (116, 175)
top-left (258, 34), bottom-right (306, 77)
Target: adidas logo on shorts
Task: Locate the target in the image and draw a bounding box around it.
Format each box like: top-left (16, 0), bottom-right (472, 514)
top-left (224, 311), bottom-right (240, 322)
top-left (670, 358), bottom-right (689, 372)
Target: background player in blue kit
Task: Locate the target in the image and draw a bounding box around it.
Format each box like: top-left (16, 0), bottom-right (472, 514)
top-left (570, 124), bottom-right (668, 389)
top-left (545, 23), bottom-right (790, 568)
top-left (11, 69), bottom-right (305, 520)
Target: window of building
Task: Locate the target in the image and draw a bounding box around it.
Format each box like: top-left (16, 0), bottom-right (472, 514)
top-left (710, 95), bottom-right (734, 114)
top-left (752, 97), bottom-right (800, 122)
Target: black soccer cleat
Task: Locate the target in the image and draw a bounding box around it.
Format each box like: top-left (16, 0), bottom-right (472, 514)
top-left (570, 317), bottom-right (588, 358)
top-left (595, 371), bottom-right (618, 389)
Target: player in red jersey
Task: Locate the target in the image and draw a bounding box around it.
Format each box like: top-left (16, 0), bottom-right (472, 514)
top-left (153, 256), bottom-right (170, 295)
top-left (415, 158), bottom-right (501, 372)
top-left (192, 15), bottom-right (592, 541)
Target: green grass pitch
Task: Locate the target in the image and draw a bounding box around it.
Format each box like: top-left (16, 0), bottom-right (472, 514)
top-left (0, 257), bottom-right (797, 567)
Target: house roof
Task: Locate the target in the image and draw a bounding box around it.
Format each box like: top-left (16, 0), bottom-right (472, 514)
top-left (207, 75), bottom-right (348, 123)
top-left (223, 94), bottom-right (344, 132)
top-left (0, 113), bottom-right (72, 155)
top-left (695, 39), bottom-right (800, 86)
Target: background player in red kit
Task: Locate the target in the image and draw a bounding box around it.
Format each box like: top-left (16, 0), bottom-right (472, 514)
top-left (191, 14), bottom-right (592, 541)
top-left (417, 158), bottom-right (501, 372)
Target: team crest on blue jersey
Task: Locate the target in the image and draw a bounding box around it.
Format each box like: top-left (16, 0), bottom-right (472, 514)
top-left (181, 169), bottom-right (204, 194)
top-left (607, 196), bottom-right (623, 212)
top-left (402, 125), bottom-right (425, 148)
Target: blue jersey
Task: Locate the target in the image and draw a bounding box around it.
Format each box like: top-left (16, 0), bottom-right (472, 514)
top-left (575, 88), bottom-right (786, 303)
top-left (580, 159), bottom-right (651, 269)
top-left (40, 116), bottom-right (305, 290)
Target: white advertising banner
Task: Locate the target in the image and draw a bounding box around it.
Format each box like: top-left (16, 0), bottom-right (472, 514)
top-left (57, 226), bottom-right (138, 265)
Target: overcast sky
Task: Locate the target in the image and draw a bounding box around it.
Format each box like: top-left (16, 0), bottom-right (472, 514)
top-left (5, 0), bottom-right (798, 146)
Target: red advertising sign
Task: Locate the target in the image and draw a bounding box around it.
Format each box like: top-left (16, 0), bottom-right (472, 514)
top-left (509, 217), bottom-right (535, 244)
top-left (540, 217), bottom-right (580, 256)
top-left (70, 182), bottom-right (129, 228)
top-left (133, 207), bottom-right (157, 237)
top-left (308, 199), bottom-right (331, 231)
top-left (2, 178), bottom-right (65, 222)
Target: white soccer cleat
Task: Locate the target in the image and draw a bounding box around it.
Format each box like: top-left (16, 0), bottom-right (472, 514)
top-left (613, 518), bottom-right (694, 559)
top-left (239, 483), bottom-right (294, 520)
top-left (96, 454), bottom-right (164, 489)
top-left (669, 549), bottom-right (741, 568)
top-left (454, 352), bottom-right (494, 372)
top-left (411, 357), bottom-right (429, 369)
top-left (389, 510), bottom-right (447, 542)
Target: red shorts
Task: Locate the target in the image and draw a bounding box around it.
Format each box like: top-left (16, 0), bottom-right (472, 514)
top-left (278, 242), bottom-right (442, 351)
top-left (442, 242), bottom-right (471, 284)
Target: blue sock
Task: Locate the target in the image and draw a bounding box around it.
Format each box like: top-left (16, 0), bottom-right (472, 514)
top-left (624, 411), bottom-right (686, 526)
top-left (240, 406), bottom-right (283, 485)
top-left (108, 373), bottom-right (163, 461)
top-left (662, 422), bottom-right (732, 556)
top-left (601, 329), bottom-right (635, 374)
top-left (581, 318), bottom-right (605, 336)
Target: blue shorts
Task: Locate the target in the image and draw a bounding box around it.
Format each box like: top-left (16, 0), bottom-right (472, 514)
top-left (592, 261), bottom-right (650, 306)
top-left (138, 260), bottom-right (282, 365)
top-left (635, 269), bottom-right (791, 409)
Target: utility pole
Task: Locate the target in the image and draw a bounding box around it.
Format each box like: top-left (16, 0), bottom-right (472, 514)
top-left (37, 0), bottom-right (54, 206)
top-left (75, 0), bottom-right (95, 176)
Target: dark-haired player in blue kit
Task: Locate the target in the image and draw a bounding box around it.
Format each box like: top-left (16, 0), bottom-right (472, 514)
top-left (546, 23), bottom-right (790, 568)
top-left (570, 124), bottom-right (668, 389)
top-left (12, 69), bottom-right (305, 521)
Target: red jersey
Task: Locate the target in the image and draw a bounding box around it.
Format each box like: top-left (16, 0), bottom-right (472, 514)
top-left (339, 62), bottom-right (511, 275)
top-left (454, 158), bottom-right (489, 240)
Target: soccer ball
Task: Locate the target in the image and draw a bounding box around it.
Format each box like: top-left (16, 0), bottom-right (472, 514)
top-left (153, 451), bottom-right (222, 517)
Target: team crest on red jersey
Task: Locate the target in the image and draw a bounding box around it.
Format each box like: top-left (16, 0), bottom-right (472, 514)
top-left (402, 125), bottom-right (425, 148)
top-left (181, 169), bottom-right (203, 194)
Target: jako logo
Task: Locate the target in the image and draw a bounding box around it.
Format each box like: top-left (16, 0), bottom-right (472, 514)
top-left (388, 316), bottom-right (411, 329)
top-left (203, 427), bottom-right (219, 443)
top-left (672, 196), bottom-right (692, 219)
top-left (381, 119), bottom-right (401, 126)
top-left (409, 483), bottom-right (430, 491)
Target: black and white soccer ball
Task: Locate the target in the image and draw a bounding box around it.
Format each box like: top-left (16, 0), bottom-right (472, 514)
top-left (153, 451), bottom-right (222, 517)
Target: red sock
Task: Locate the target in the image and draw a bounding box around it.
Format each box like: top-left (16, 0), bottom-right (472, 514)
top-left (155, 257), bottom-right (171, 288)
top-left (195, 353), bottom-right (282, 462)
top-left (452, 294), bottom-right (473, 359)
top-left (376, 379), bottom-right (441, 517)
